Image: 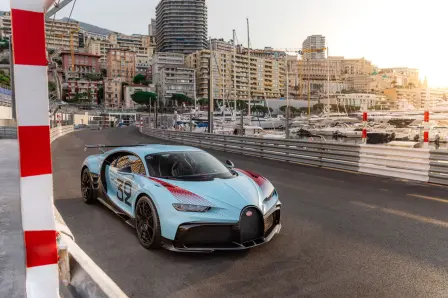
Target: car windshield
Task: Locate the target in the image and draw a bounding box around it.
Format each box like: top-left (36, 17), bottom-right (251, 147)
top-left (145, 151), bottom-right (234, 181)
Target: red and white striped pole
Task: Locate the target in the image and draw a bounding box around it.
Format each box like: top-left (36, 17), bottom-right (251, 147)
top-left (423, 88), bottom-right (430, 148)
top-left (362, 111), bottom-right (368, 144)
top-left (11, 0), bottom-right (59, 297)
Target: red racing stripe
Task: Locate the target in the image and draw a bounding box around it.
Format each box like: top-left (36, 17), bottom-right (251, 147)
top-left (11, 9), bottom-right (47, 66)
top-left (18, 126), bottom-right (52, 177)
top-left (24, 230), bottom-right (58, 268)
top-left (148, 177), bottom-right (213, 206)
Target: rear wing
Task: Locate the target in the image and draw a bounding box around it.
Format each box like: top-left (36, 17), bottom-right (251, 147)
top-left (84, 144), bottom-right (147, 153)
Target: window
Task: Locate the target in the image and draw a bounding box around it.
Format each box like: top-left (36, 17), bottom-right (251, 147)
top-left (145, 151), bottom-right (233, 180)
top-left (112, 154), bottom-right (146, 175)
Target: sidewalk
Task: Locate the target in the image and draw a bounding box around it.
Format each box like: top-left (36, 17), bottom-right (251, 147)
top-left (0, 139), bottom-right (25, 298)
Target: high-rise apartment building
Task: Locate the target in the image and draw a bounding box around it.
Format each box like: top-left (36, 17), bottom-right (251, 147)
top-left (0, 12), bottom-right (80, 50)
top-left (302, 35), bottom-right (326, 60)
top-left (186, 50), bottom-right (286, 100)
top-left (155, 0), bottom-right (208, 54)
top-left (106, 48), bottom-right (136, 83)
top-left (148, 18), bottom-right (157, 36)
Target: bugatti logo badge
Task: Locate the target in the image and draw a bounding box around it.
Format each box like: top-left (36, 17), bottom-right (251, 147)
top-left (246, 211), bottom-right (253, 217)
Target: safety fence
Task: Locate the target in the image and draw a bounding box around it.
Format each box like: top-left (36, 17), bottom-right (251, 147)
top-left (50, 125), bottom-right (74, 143)
top-left (0, 126), bottom-right (17, 139)
top-left (141, 128), bottom-right (447, 186)
top-left (429, 150), bottom-right (448, 186)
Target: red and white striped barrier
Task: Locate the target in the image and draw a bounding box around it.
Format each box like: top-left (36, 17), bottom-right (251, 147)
top-left (11, 0), bottom-right (59, 297)
top-left (423, 110), bottom-right (429, 148)
top-left (362, 112), bottom-right (368, 144)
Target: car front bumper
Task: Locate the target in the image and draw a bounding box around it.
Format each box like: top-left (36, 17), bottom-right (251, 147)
top-left (161, 205), bottom-right (281, 253)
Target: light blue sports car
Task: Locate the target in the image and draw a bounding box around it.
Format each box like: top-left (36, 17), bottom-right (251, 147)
top-left (81, 144), bottom-right (282, 252)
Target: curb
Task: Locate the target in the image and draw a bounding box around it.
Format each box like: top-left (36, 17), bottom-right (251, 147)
top-left (55, 208), bottom-right (128, 298)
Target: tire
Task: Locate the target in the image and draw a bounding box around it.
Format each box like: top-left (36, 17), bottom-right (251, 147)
top-left (81, 168), bottom-right (96, 204)
top-left (135, 196), bottom-right (162, 249)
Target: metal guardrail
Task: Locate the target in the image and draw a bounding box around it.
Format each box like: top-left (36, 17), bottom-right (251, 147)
top-left (429, 150), bottom-right (448, 185)
top-left (0, 126), bottom-right (17, 139)
top-left (142, 128), bottom-right (360, 172)
top-left (142, 128), bottom-right (448, 186)
top-left (50, 125), bottom-right (74, 143)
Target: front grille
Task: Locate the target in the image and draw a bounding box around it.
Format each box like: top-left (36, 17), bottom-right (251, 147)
top-left (240, 207), bottom-right (264, 243)
top-left (175, 224), bottom-right (235, 247)
top-left (264, 209), bottom-right (281, 236)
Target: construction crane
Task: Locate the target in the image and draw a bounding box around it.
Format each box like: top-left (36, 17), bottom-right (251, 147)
top-left (54, 28), bottom-right (79, 70)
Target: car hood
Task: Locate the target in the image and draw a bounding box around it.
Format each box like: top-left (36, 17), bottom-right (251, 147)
top-left (156, 175), bottom-right (264, 210)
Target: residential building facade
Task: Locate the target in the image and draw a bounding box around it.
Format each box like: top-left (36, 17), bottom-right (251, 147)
top-left (211, 38), bottom-right (234, 53)
top-left (106, 48), bottom-right (136, 83)
top-left (104, 78), bottom-right (124, 109)
top-left (302, 35), bottom-right (326, 60)
top-left (383, 88), bottom-right (448, 109)
top-left (60, 51), bottom-right (101, 77)
top-left (156, 0), bottom-right (208, 54)
top-left (186, 50), bottom-right (286, 100)
top-left (152, 53), bottom-right (195, 103)
top-left (123, 85), bottom-right (155, 109)
top-left (0, 13), bottom-right (80, 50)
top-left (65, 79), bottom-right (101, 103)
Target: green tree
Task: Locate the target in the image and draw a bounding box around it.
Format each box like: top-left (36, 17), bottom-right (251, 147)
top-left (313, 103), bottom-right (325, 113)
top-left (133, 74), bottom-right (147, 85)
top-left (236, 100), bottom-right (248, 111)
top-left (0, 70), bottom-right (10, 86)
top-left (198, 98), bottom-right (208, 106)
top-left (171, 93), bottom-right (193, 105)
top-left (48, 81), bottom-right (56, 93)
top-left (131, 91), bottom-right (157, 108)
top-left (97, 86), bottom-right (104, 104)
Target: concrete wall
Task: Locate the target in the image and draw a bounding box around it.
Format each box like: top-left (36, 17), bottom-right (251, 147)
top-left (0, 106), bottom-right (12, 120)
top-left (74, 113), bottom-right (89, 125)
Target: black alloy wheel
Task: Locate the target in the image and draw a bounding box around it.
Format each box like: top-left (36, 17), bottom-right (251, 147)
top-left (135, 196), bottom-right (162, 249)
top-left (81, 168), bottom-right (96, 204)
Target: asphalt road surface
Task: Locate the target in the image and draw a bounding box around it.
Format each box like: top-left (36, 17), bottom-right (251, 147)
top-left (53, 127), bottom-right (448, 298)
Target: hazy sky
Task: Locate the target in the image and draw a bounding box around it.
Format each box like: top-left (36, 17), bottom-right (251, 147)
top-left (1, 0), bottom-right (447, 86)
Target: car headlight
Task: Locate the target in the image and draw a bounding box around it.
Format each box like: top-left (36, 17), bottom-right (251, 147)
top-left (264, 189), bottom-right (277, 203)
top-left (172, 203), bottom-right (211, 212)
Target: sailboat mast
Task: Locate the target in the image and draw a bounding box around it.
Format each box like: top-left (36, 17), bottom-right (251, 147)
top-left (327, 44), bottom-right (330, 116)
top-left (247, 18), bottom-right (251, 117)
top-left (233, 29), bottom-right (237, 112)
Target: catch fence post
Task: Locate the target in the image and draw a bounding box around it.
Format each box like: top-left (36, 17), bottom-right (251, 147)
top-left (10, 0), bottom-right (59, 297)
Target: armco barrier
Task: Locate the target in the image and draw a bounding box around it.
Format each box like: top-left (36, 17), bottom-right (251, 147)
top-left (0, 126), bottom-right (17, 139)
top-left (50, 125), bottom-right (74, 143)
top-left (429, 150), bottom-right (448, 185)
top-left (359, 145), bottom-right (430, 182)
top-left (142, 128), bottom-right (360, 171)
top-left (141, 128), bottom-right (448, 186)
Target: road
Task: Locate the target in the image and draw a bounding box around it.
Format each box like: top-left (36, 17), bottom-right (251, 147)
top-left (52, 127), bottom-right (448, 298)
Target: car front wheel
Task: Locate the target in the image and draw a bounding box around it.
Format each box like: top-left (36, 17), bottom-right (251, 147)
top-left (81, 168), bottom-right (96, 204)
top-left (135, 196), bottom-right (162, 249)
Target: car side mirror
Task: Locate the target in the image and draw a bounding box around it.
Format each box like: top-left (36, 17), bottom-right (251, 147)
top-left (225, 160), bottom-right (235, 169)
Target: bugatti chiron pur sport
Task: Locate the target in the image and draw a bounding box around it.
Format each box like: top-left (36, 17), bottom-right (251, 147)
top-left (81, 144), bottom-right (282, 252)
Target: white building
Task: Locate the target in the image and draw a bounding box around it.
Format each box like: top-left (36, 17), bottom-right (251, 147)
top-left (123, 84), bottom-right (155, 109)
top-left (302, 35), bottom-right (326, 60)
top-left (336, 93), bottom-right (381, 108)
top-left (152, 53), bottom-right (195, 104)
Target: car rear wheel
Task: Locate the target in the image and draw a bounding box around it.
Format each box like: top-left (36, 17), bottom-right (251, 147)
top-left (81, 168), bottom-right (96, 204)
top-left (135, 196), bottom-right (162, 249)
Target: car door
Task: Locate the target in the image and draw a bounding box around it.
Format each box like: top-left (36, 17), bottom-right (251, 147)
top-left (111, 154), bottom-right (145, 215)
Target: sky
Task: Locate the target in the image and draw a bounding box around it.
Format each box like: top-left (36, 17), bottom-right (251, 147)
top-left (1, 0), bottom-right (447, 87)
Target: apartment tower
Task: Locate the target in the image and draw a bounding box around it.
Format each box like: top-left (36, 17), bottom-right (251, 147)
top-left (302, 35), bottom-right (326, 60)
top-left (155, 0), bottom-right (208, 54)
